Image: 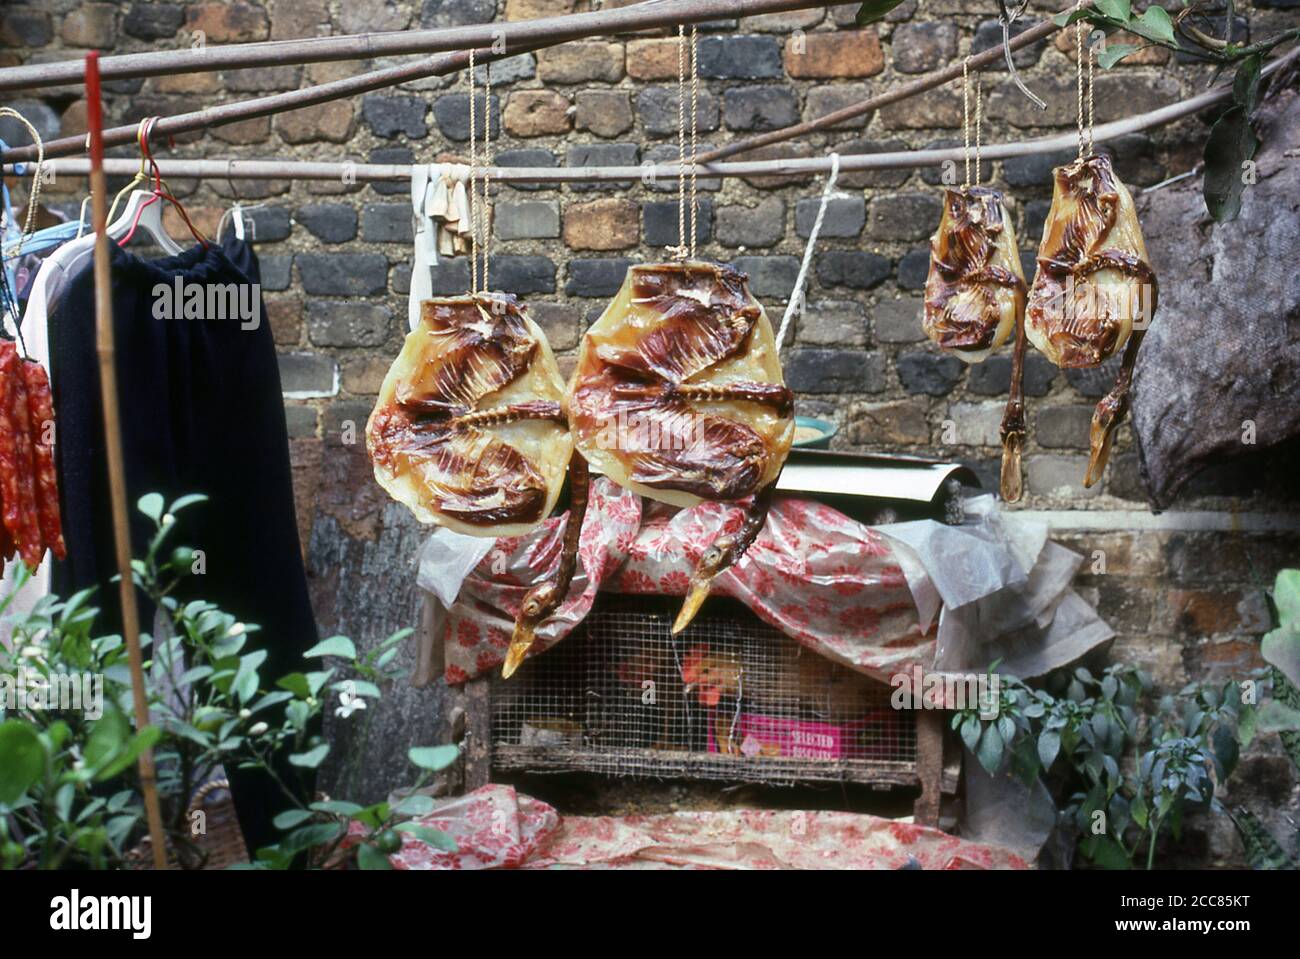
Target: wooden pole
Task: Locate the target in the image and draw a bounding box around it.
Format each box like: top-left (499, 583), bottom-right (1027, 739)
top-left (85, 50), bottom-right (168, 871)
top-left (0, 0), bottom-right (829, 93)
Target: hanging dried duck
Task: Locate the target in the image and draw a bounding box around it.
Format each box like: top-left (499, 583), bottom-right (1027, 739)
top-left (369, 46), bottom-right (572, 536)
top-left (1002, 12), bottom-right (1158, 498)
top-left (566, 26), bottom-right (794, 635)
top-left (923, 61), bottom-right (1026, 365)
top-left (568, 260), bottom-right (794, 633)
top-left (366, 294), bottom-right (572, 535)
top-left (924, 62), bottom-right (1028, 498)
top-left (924, 187), bottom-right (1026, 363)
top-left (1024, 152), bottom-right (1156, 485)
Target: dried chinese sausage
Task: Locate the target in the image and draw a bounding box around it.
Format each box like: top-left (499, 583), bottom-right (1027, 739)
top-left (923, 187), bottom-right (1026, 363)
top-left (22, 359), bottom-right (65, 561)
top-left (0, 341), bottom-right (43, 569)
top-left (366, 294), bottom-right (572, 537)
top-left (1025, 153), bottom-right (1158, 486)
top-left (568, 261), bottom-right (794, 510)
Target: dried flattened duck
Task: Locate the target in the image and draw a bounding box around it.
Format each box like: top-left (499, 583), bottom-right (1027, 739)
top-left (367, 294), bottom-right (590, 678)
top-left (923, 186), bottom-right (1026, 363)
top-left (567, 261), bottom-right (794, 633)
top-left (1003, 152), bottom-right (1157, 496)
top-left (367, 293), bottom-right (573, 535)
top-left (923, 187), bottom-right (1028, 499)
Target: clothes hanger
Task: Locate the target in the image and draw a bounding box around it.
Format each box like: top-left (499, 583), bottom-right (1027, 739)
top-left (215, 162), bottom-right (265, 242)
top-left (112, 118), bottom-right (208, 253)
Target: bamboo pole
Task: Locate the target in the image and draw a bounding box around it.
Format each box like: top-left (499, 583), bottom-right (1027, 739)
top-left (0, 0), bottom-right (829, 93)
top-left (3, 38), bottom-right (549, 164)
top-left (85, 50), bottom-right (168, 871)
top-left (1, 4), bottom-right (1083, 166)
top-left (22, 44), bottom-right (1297, 187)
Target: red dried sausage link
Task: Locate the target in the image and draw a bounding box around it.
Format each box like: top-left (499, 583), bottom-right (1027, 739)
top-left (0, 484), bottom-right (13, 563)
top-left (22, 359), bottom-right (65, 561)
top-left (0, 342), bottom-right (44, 569)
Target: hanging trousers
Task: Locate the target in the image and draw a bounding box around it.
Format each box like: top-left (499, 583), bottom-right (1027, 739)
top-left (48, 237), bottom-right (319, 856)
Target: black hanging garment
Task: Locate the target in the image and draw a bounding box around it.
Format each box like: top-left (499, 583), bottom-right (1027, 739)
top-left (47, 237), bottom-right (318, 855)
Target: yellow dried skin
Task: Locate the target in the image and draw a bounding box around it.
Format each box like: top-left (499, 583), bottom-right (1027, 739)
top-left (568, 261), bottom-right (794, 509)
top-left (366, 295), bottom-right (573, 537)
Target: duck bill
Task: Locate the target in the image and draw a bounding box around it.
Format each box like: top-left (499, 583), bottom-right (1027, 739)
top-left (672, 576), bottom-right (714, 635)
top-left (502, 620), bottom-right (537, 679)
top-left (1000, 431), bottom-right (1023, 502)
top-left (1085, 413), bottom-right (1117, 489)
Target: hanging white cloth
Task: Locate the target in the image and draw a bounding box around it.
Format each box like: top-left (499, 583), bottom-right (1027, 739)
top-left (408, 163), bottom-right (473, 331)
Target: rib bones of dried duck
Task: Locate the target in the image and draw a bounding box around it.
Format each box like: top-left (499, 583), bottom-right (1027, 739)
top-left (568, 260), bottom-right (795, 634)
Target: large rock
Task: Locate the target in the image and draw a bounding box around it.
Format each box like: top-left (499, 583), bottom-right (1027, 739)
top-left (1131, 85), bottom-right (1300, 507)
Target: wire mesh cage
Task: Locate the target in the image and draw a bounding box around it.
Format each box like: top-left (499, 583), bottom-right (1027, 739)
top-left (491, 593), bottom-right (918, 786)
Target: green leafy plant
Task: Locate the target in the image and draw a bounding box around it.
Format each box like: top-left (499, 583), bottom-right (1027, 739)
top-left (1228, 569), bottom-right (1300, 869)
top-left (854, 0), bottom-right (905, 27)
top-left (951, 659), bottom-right (1292, 869)
top-left (1054, 0), bottom-right (1300, 222)
top-left (0, 493), bottom-right (458, 870)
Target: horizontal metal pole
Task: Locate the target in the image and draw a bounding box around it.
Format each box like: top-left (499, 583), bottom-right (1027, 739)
top-left (24, 48), bottom-right (1294, 185)
top-left (2, 39), bottom-right (546, 164)
top-left (0, 0), bottom-right (829, 93)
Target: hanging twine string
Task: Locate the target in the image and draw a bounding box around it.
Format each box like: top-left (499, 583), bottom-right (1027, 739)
top-left (775, 153), bottom-right (840, 353)
top-left (482, 52), bottom-right (492, 293)
top-left (1086, 28), bottom-right (1095, 156)
top-left (961, 57), bottom-right (971, 188)
top-left (688, 24), bottom-right (699, 260)
top-left (0, 107), bottom-right (45, 261)
top-left (960, 57), bottom-right (983, 188)
top-left (467, 47), bottom-right (480, 295)
top-left (674, 24), bottom-right (687, 260)
top-left (1074, 0), bottom-right (1095, 159)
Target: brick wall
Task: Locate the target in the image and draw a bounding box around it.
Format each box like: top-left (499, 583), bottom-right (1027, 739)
top-left (4, 0), bottom-right (1298, 863)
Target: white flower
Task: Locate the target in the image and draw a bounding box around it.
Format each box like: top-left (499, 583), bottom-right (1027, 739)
top-left (335, 696), bottom-right (367, 720)
top-left (227, 622), bottom-right (246, 637)
top-left (238, 708), bottom-right (251, 720)
top-left (162, 513), bottom-right (175, 526)
top-left (248, 721), bottom-right (269, 736)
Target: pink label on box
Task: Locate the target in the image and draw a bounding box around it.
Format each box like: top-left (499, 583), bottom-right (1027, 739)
top-left (709, 712), bottom-right (850, 761)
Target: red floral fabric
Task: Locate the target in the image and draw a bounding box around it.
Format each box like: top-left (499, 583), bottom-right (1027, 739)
top-left (350, 784), bottom-right (1029, 870)
top-left (443, 479), bottom-right (934, 683)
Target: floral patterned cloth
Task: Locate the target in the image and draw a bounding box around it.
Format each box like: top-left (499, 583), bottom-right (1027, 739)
top-left (350, 784), bottom-right (1029, 870)
top-left (442, 478), bottom-right (933, 684)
